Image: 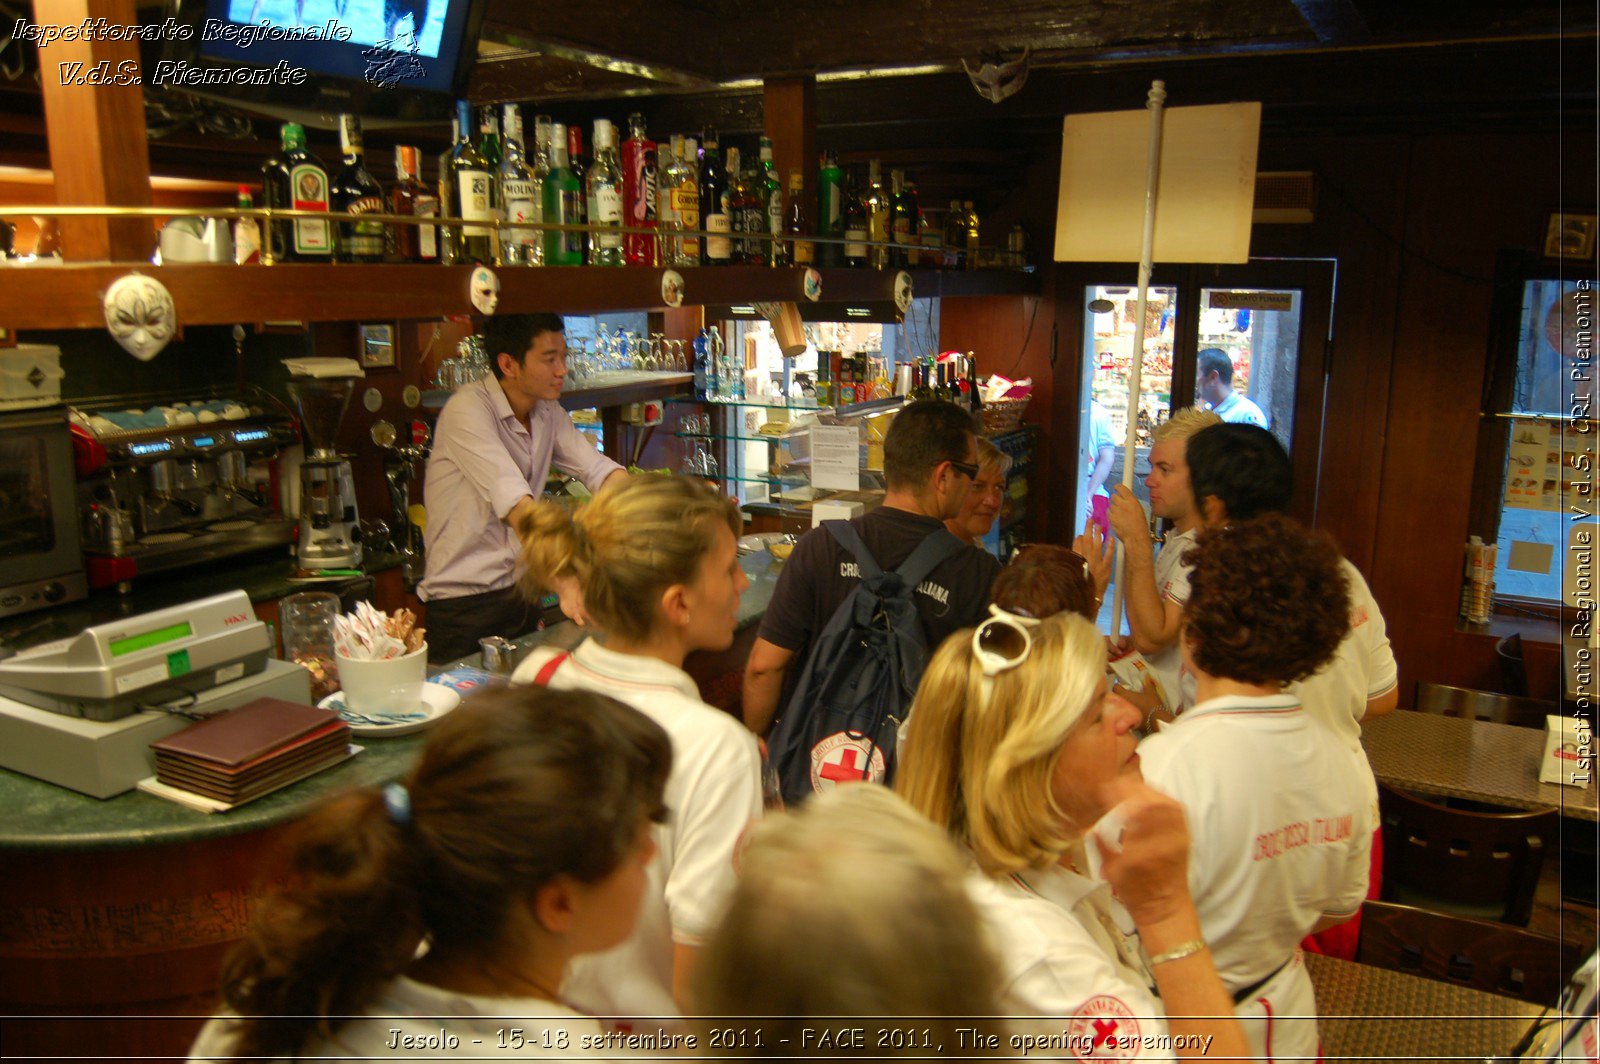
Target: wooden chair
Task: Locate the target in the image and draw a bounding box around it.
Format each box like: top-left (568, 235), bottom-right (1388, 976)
top-left (1356, 900), bottom-right (1585, 1005)
top-left (1414, 681), bottom-right (1557, 730)
top-left (1377, 783), bottom-right (1557, 926)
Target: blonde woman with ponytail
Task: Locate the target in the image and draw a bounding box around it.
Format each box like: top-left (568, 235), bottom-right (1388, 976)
top-left (189, 686), bottom-right (670, 1061)
top-left (896, 612), bottom-right (1250, 1061)
top-left (511, 474), bottom-right (763, 1024)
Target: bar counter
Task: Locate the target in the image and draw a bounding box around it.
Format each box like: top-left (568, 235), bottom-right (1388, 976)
top-left (0, 548), bottom-right (781, 1062)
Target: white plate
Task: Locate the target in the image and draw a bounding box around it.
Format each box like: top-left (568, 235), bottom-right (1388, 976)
top-left (318, 682), bottom-right (461, 737)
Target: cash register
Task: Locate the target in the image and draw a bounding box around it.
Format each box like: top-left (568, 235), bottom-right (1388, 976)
top-left (0, 590), bottom-right (310, 797)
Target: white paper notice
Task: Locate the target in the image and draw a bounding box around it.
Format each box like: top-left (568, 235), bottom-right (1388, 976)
top-left (811, 425), bottom-right (861, 491)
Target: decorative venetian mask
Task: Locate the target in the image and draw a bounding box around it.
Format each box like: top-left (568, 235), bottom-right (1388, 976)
top-left (893, 271), bottom-right (914, 314)
top-left (963, 47), bottom-right (1030, 104)
top-left (470, 266), bottom-right (500, 315)
top-left (102, 274), bottom-right (176, 361)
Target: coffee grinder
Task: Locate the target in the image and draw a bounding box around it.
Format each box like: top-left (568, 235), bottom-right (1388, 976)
top-left (284, 359), bottom-right (363, 569)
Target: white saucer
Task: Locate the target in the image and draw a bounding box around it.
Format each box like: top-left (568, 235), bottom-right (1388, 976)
top-left (318, 682), bottom-right (462, 737)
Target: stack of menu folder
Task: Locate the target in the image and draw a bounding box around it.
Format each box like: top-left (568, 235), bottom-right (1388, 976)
top-left (149, 698), bottom-right (352, 805)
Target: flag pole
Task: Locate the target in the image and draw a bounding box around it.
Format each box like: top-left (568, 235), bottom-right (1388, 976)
top-left (1110, 80), bottom-right (1168, 632)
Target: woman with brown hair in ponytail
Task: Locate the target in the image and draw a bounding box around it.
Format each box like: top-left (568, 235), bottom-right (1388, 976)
top-left (188, 685), bottom-right (670, 1061)
top-left (511, 473), bottom-right (763, 1024)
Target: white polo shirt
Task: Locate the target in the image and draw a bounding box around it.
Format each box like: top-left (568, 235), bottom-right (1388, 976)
top-left (965, 864), bottom-right (1176, 1061)
top-left (512, 639), bottom-right (763, 1023)
top-left (1138, 692), bottom-right (1373, 1060)
top-left (1292, 558), bottom-right (1399, 749)
top-left (1144, 527), bottom-right (1197, 713)
top-left (189, 977), bottom-right (601, 1060)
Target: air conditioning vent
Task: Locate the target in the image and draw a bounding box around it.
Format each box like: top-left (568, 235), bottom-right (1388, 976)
top-left (1254, 171), bottom-right (1316, 223)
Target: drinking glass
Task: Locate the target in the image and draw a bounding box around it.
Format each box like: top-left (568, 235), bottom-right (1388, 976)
top-left (281, 591), bottom-right (341, 700)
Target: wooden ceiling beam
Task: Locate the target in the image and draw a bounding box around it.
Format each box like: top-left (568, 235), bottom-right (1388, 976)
top-left (481, 0), bottom-right (722, 82)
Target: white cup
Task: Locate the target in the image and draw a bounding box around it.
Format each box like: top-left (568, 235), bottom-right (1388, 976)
top-left (335, 645), bottom-right (427, 714)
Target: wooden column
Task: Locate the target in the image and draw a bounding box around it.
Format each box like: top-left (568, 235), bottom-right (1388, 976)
top-left (36, 0), bottom-right (153, 261)
top-left (763, 75), bottom-right (816, 189)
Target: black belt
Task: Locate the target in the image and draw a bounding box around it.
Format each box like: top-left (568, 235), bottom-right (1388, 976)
top-left (1231, 956), bottom-right (1293, 1005)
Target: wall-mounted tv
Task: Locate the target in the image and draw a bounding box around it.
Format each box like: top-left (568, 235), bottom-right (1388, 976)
top-left (162, 0), bottom-right (484, 121)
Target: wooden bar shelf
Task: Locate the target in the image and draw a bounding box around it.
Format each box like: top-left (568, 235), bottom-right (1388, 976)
top-left (0, 264), bottom-right (1039, 331)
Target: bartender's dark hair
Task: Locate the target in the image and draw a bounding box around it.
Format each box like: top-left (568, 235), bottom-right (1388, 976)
top-left (481, 313), bottom-right (566, 377)
top-left (1183, 513), bottom-right (1349, 686)
top-left (518, 474), bottom-right (743, 643)
top-left (1185, 422), bottom-right (1293, 521)
top-left (883, 400), bottom-right (979, 491)
top-left (215, 686), bottom-right (670, 1061)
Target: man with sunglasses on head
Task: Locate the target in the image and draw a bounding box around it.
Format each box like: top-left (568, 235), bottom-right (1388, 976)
top-left (743, 400), bottom-right (1001, 747)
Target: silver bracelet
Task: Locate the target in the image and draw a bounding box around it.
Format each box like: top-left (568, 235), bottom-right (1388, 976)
top-left (1148, 938), bottom-right (1208, 967)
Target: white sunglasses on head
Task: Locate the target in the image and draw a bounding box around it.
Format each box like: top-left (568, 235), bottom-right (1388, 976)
top-left (972, 603), bottom-right (1042, 678)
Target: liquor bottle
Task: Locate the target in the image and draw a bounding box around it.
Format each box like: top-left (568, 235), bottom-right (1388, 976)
top-left (529, 115), bottom-right (552, 266)
top-left (888, 168), bottom-right (915, 268)
top-left (476, 105), bottom-right (503, 264)
top-left (261, 121), bottom-right (331, 261)
top-left (233, 186), bottom-right (260, 264)
top-left (656, 135), bottom-right (682, 266)
top-left (437, 119), bottom-right (457, 265)
top-left (724, 145), bottom-right (747, 262)
top-left (914, 185), bottom-right (942, 268)
top-left (816, 149), bottom-right (843, 267)
top-left (964, 200), bottom-right (981, 269)
top-left (842, 168), bottom-right (869, 268)
top-left (331, 114), bottom-right (385, 263)
top-left (567, 124), bottom-right (589, 261)
top-left (700, 132), bottom-right (731, 265)
top-left (542, 123), bottom-right (583, 266)
top-left (865, 159), bottom-right (889, 269)
top-left (758, 135), bottom-right (783, 267)
top-left (783, 169), bottom-right (813, 267)
top-left (622, 112), bottom-right (657, 266)
top-left (943, 199), bottom-right (967, 269)
top-left (449, 100), bottom-right (493, 264)
top-left (586, 118), bottom-right (625, 266)
top-left (732, 147), bottom-right (767, 265)
top-left (391, 145), bottom-right (438, 263)
top-left (659, 135), bottom-right (700, 267)
top-left (498, 105), bottom-right (540, 266)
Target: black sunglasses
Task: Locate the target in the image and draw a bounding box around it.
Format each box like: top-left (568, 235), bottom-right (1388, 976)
top-left (948, 460), bottom-right (980, 480)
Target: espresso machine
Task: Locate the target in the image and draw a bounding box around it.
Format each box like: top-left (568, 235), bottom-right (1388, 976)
top-left (72, 390), bottom-right (299, 589)
top-left (283, 359), bottom-right (363, 570)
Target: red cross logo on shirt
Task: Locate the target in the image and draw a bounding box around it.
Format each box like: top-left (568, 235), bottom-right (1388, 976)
top-left (809, 732), bottom-right (887, 793)
top-left (1066, 996), bottom-right (1140, 1061)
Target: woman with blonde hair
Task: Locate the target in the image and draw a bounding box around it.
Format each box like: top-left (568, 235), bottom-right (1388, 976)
top-left (946, 436), bottom-right (1012, 546)
top-left (512, 474), bottom-right (763, 1023)
top-left (189, 686), bottom-right (669, 1061)
top-left (897, 611), bottom-right (1249, 1061)
top-left (695, 785), bottom-right (1005, 1051)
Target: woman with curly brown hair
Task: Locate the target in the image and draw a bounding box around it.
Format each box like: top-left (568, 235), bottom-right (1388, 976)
top-left (1137, 512), bottom-right (1374, 1061)
top-left (188, 685), bottom-right (670, 1061)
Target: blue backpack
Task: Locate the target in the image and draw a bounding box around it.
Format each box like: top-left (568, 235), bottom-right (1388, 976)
top-left (767, 520), bottom-right (966, 805)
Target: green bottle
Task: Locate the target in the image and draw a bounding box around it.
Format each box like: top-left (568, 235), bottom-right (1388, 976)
top-left (816, 148), bottom-right (843, 267)
top-left (543, 122), bottom-right (584, 266)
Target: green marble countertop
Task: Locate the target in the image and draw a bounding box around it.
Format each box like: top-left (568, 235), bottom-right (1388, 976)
top-left (0, 549), bottom-right (782, 853)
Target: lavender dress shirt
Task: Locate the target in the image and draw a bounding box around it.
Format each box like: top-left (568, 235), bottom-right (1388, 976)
top-left (419, 375), bottom-right (622, 602)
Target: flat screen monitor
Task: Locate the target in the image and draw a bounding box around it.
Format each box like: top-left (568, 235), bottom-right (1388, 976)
top-left (164, 0), bottom-right (483, 119)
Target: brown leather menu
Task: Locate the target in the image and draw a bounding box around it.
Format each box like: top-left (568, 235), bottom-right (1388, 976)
top-left (150, 698), bottom-right (342, 767)
top-left (154, 726), bottom-right (349, 786)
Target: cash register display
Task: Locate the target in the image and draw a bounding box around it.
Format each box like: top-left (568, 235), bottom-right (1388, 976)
top-left (109, 622), bottom-right (194, 658)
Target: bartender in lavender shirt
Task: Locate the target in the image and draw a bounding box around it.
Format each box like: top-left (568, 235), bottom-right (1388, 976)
top-left (420, 313), bottom-right (627, 662)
